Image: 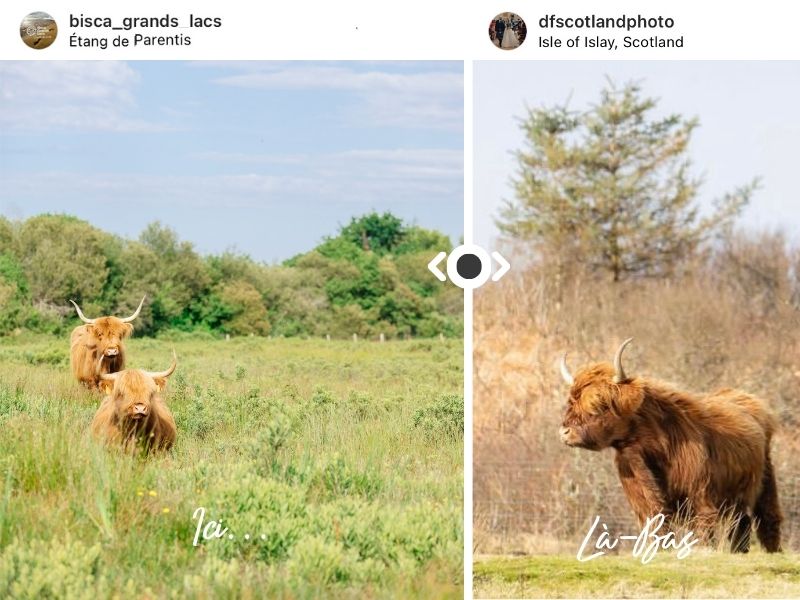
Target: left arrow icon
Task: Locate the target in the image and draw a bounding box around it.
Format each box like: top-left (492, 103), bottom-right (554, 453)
top-left (428, 251), bottom-right (447, 282)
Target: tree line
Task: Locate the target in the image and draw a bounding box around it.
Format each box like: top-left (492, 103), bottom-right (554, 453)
top-left (0, 212), bottom-right (462, 338)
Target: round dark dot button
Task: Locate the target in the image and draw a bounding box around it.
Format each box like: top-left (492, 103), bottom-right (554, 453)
top-left (456, 253), bottom-right (482, 279)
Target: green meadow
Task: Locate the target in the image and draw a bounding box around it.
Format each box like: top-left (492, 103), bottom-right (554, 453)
top-left (474, 552), bottom-right (800, 599)
top-left (0, 335), bottom-right (463, 599)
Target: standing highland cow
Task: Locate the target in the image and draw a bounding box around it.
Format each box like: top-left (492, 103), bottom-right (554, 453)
top-left (559, 338), bottom-right (782, 553)
top-left (69, 296), bottom-right (146, 389)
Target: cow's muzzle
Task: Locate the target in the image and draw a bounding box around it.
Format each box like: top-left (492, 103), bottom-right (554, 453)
top-left (105, 347), bottom-right (119, 357)
top-left (130, 403), bottom-right (149, 419)
top-left (559, 426), bottom-right (574, 445)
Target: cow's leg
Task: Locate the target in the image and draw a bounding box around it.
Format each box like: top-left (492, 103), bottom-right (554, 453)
top-left (754, 451), bottom-right (783, 552)
top-left (615, 450), bottom-right (668, 525)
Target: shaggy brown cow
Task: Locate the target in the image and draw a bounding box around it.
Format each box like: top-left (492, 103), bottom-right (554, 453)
top-left (91, 352), bottom-right (177, 452)
top-left (559, 338), bottom-right (782, 553)
top-left (69, 296), bottom-right (145, 388)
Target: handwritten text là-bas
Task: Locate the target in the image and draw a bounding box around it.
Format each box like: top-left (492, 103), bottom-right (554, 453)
top-left (577, 514), bottom-right (699, 563)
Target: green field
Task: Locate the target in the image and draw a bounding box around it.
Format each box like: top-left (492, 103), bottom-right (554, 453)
top-left (0, 335), bottom-right (463, 598)
top-left (474, 552), bottom-right (800, 599)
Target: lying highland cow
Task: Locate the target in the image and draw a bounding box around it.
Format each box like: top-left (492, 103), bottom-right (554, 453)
top-left (91, 351), bottom-right (177, 453)
top-left (559, 338), bottom-right (782, 553)
top-left (69, 296), bottom-right (146, 388)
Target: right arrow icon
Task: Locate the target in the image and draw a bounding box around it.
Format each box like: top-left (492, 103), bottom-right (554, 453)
top-left (491, 252), bottom-right (510, 281)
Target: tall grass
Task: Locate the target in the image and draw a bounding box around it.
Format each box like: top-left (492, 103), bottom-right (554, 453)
top-left (0, 336), bottom-right (463, 598)
top-left (474, 231), bottom-right (800, 555)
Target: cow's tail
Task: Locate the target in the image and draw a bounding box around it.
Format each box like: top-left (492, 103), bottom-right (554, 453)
top-left (753, 447), bottom-right (782, 552)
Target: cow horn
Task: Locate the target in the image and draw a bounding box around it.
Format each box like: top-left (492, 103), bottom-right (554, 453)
top-left (560, 352), bottom-right (574, 386)
top-left (120, 295), bottom-right (146, 323)
top-left (70, 300), bottom-right (95, 324)
top-left (144, 350), bottom-right (177, 380)
top-left (613, 338), bottom-right (634, 383)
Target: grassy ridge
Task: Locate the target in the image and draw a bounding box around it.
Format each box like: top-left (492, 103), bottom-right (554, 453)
top-left (0, 335), bottom-right (463, 598)
top-left (474, 553), bottom-right (800, 598)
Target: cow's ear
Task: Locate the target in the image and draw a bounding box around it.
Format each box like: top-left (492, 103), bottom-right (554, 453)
top-left (611, 384), bottom-right (643, 415)
top-left (154, 377), bottom-right (168, 393)
top-left (99, 379), bottom-right (114, 395)
top-left (122, 323), bottom-right (134, 338)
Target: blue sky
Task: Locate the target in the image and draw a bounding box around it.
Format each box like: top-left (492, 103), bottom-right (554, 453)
top-left (0, 61), bottom-right (463, 262)
top-left (475, 61), bottom-right (800, 249)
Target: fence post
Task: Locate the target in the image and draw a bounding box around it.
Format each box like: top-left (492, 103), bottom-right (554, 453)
top-left (326, 334), bottom-right (331, 342)
top-left (379, 333), bottom-right (385, 343)
top-left (225, 334), bottom-right (230, 341)
top-left (352, 333), bottom-right (358, 342)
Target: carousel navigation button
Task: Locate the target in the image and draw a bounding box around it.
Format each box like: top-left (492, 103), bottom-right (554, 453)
top-left (427, 245), bottom-right (511, 289)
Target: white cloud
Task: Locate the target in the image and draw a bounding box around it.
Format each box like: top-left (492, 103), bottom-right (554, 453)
top-left (208, 64), bottom-right (463, 131)
top-left (0, 145), bottom-right (463, 210)
top-left (3, 172), bottom-right (285, 208)
top-left (0, 61), bottom-right (167, 132)
top-left (191, 147), bottom-right (463, 199)
top-left (195, 147), bottom-right (463, 178)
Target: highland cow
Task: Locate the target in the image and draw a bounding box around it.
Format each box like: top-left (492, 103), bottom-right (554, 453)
top-left (91, 351), bottom-right (177, 453)
top-left (69, 296), bottom-right (145, 388)
top-left (559, 338), bottom-right (782, 553)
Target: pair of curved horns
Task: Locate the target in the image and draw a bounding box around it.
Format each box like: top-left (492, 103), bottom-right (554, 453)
top-left (71, 295), bottom-right (146, 324)
top-left (99, 350), bottom-right (178, 382)
top-left (560, 338), bottom-right (634, 385)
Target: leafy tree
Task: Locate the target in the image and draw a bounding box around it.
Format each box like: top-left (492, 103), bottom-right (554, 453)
top-left (0, 253), bottom-right (28, 334)
top-left (139, 222), bottom-right (211, 328)
top-left (16, 215), bottom-right (111, 305)
top-left (218, 280), bottom-right (270, 336)
top-left (339, 212), bottom-right (405, 254)
top-left (498, 80), bottom-right (757, 281)
top-left (0, 217), bottom-right (14, 254)
top-left (394, 227), bottom-right (451, 255)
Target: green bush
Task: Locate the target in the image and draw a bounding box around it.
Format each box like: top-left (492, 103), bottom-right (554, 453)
top-left (22, 346), bottom-right (68, 367)
top-left (317, 454), bottom-right (383, 500)
top-left (286, 536), bottom-right (359, 585)
top-left (412, 394), bottom-right (464, 442)
top-left (206, 473), bottom-right (308, 563)
top-left (0, 536), bottom-right (105, 599)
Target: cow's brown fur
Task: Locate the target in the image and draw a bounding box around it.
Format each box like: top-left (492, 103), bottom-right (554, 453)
top-left (91, 367), bottom-right (176, 453)
top-left (70, 317), bottom-right (133, 388)
top-left (561, 361), bottom-right (782, 553)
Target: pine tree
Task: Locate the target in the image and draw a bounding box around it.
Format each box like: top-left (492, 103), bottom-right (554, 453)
top-left (498, 80), bottom-right (757, 281)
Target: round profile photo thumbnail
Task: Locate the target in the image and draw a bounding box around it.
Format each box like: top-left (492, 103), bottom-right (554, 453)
top-left (489, 12), bottom-right (526, 50)
top-left (20, 12), bottom-right (58, 50)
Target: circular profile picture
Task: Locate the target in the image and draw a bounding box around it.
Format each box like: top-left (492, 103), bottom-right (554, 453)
top-left (20, 12), bottom-right (58, 49)
top-left (489, 12), bottom-right (526, 50)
